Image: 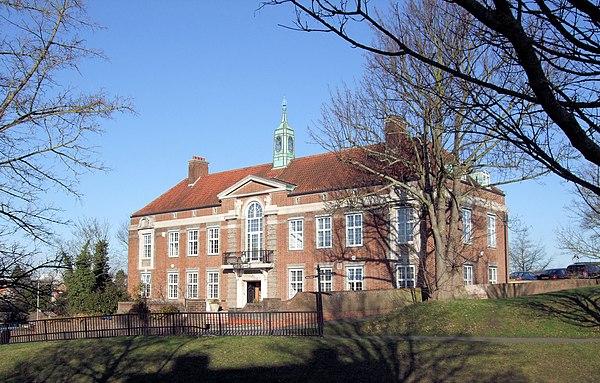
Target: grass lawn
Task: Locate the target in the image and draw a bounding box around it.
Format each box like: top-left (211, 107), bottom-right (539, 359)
top-left (0, 285), bottom-right (598, 382)
top-left (1, 336), bottom-right (599, 382)
top-left (328, 285), bottom-right (600, 338)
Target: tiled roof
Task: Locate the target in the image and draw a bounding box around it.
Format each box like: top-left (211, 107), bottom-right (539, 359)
top-left (131, 149), bottom-right (385, 217)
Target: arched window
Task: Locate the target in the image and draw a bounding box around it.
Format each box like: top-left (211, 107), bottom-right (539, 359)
top-left (246, 201), bottom-right (263, 262)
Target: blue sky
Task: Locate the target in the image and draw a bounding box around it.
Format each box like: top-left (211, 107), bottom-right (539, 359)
top-left (52, 0), bottom-right (576, 268)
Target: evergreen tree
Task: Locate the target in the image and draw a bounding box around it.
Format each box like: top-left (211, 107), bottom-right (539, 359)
top-left (64, 241), bottom-right (95, 314)
top-left (92, 240), bottom-right (110, 291)
top-left (114, 269), bottom-right (128, 292)
top-left (63, 239), bottom-right (129, 315)
top-left (61, 250), bottom-right (73, 275)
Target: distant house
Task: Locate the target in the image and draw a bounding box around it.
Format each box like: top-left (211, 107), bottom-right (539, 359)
top-left (128, 101), bottom-right (508, 310)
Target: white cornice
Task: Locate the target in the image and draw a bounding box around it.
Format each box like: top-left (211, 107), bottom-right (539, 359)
top-left (217, 175), bottom-right (295, 200)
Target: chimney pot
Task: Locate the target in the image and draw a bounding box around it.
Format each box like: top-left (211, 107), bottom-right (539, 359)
top-left (188, 156), bottom-right (209, 185)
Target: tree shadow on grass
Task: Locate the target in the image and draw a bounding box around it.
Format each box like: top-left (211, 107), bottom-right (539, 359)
top-left (1, 331), bottom-right (528, 383)
top-left (125, 338), bottom-right (526, 383)
top-left (1, 336), bottom-right (197, 383)
top-left (308, 320), bottom-right (528, 383)
top-left (524, 287), bottom-right (600, 328)
top-left (126, 318), bottom-right (527, 383)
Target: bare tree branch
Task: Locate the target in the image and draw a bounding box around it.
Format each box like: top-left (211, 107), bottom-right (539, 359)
top-left (264, 0), bottom-right (600, 195)
top-left (0, 0), bottom-right (132, 243)
top-left (0, 0), bottom-right (132, 312)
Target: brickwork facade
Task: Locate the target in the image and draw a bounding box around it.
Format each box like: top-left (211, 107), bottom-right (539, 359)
top-left (128, 169), bottom-right (507, 310)
top-left (127, 109), bottom-right (508, 310)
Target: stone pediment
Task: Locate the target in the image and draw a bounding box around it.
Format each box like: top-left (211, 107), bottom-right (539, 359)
top-left (218, 175), bottom-right (295, 200)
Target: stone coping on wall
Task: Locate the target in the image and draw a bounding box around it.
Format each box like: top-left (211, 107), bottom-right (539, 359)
top-left (277, 288), bottom-right (422, 321)
top-left (483, 278), bottom-right (599, 299)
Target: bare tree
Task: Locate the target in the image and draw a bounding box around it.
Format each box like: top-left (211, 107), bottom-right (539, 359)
top-left (308, 0), bottom-right (529, 297)
top-left (0, 0), bottom-right (131, 315)
top-left (58, 217), bottom-right (110, 257)
top-left (264, 0), bottom-right (600, 196)
top-left (57, 217), bottom-right (129, 274)
top-left (111, 219), bottom-right (130, 271)
top-left (0, 242), bottom-right (65, 320)
top-left (0, 0), bottom-right (131, 242)
top-left (556, 165), bottom-right (600, 261)
top-left (509, 223), bottom-right (550, 272)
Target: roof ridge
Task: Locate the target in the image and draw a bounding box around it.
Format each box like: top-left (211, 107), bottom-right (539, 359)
top-left (201, 149), bottom-right (346, 177)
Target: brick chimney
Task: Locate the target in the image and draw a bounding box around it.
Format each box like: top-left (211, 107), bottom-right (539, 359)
top-left (188, 156), bottom-right (208, 185)
top-left (384, 115), bottom-right (407, 146)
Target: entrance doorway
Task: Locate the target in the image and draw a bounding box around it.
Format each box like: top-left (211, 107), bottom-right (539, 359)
top-left (246, 281), bottom-right (261, 303)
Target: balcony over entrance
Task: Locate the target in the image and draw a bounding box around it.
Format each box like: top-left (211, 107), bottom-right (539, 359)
top-left (223, 250), bottom-right (273, 267)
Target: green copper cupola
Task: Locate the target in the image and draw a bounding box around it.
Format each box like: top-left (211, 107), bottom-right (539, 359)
top-left (273, 98), bottom-right (295, 169)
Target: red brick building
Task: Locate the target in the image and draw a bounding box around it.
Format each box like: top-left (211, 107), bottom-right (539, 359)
top-left (128, 102), bottom-right (508, 310)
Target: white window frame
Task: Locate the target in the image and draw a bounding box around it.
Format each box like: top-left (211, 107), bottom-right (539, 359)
top-left (289, 268), bottom-right (304, 298)
top-left (187, 229), bottom-right (199, 256)
top-left (140, 272), bottom-right (151, 298)
top-left (186, 271), bottom-right (199, 299)
top-left (319, 267), bottom-right (333, 292)
top-left (463, 264), bottom-right (474, 285)
top-left (140, 232), bottom-right (153, 260)
top-left (168, 231), bottom-right (179, 258)
top-left (316, 216), bottom-right (332, 249)
top-left (289, 219), bottom-right (304, 250)
top-left (487, 214), bottom-right (497, 248)
top-left (246, 201), bottom-right (263, 262)
top-left (462, 208), bottom-right (472, 244)
top-left (207, 227), bottom-right (220, 255)
top-left (397, 264), bottom-right (416, 288)
top-left (346, 213), bottom-right (363, 247)
top-left (346, 266), bottom-right (364, 290)
top-left (167, 271), bottom-right (179, 299)
top-left (488, 266), bottom-right (498, 284)
top-left (397, 207), bottom-right (415, 244)
top-left (207, 271), bottom-right (219, 300)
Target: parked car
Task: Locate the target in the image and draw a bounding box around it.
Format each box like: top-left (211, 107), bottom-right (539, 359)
top-left (537, 268), bottom-right (567, 280)
top-left (565, 263), bottom-right (600, 279)
top-left (509, 271), bottom-right (538, 281)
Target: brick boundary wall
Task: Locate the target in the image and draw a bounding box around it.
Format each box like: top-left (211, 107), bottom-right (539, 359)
top-left (117, 301), bottom-right (186, 314)
top-left (119, 289), bottom-right (421, 320)
top-left (264, 289), bottom-right (422, 321)
top-left (453, 279), bottom-right (600, 300)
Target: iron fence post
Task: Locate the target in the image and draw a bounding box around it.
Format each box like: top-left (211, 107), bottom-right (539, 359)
top-left (316, 265), bottom-right (324, 337)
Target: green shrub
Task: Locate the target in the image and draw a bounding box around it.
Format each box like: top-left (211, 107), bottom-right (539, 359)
top-left (159, 305), bottom-right (180, 313)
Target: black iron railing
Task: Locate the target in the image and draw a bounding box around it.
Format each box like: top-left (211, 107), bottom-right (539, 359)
top-left (223, 250), bottom-right (273, 265)
top-left (0, 311), bottom-right (319, 345)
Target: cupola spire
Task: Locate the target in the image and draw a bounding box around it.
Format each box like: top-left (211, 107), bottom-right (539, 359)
top-left (281, 97), bottom-right (287, 122)
top-left (273, 97), bottom-right (295, 169)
